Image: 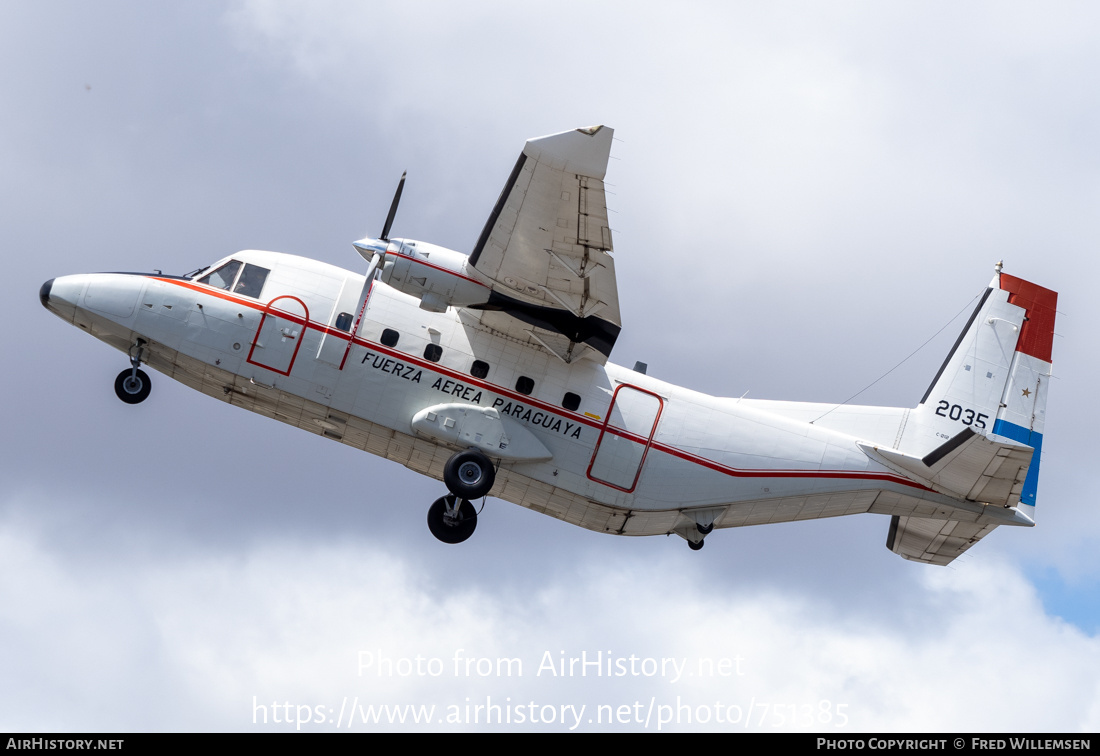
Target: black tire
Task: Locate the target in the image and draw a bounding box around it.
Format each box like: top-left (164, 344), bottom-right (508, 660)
top-left (443, 449), bottom-right (495, 500)
top-left (688, 539), bottom-right (705, 551)
top-left (114, 368), bottom-right (151, 404)
top-left (427, 495), bottom-right (477, 544)
top-left (696, 522), bottom-right (714, 535)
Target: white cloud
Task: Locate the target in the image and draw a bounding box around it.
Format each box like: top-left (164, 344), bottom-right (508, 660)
top-left (2, 510), bottom-right (1096, 731)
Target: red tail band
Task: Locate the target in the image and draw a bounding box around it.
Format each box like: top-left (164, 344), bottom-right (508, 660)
top-left (1000, 273), bottom-right (1057, 362)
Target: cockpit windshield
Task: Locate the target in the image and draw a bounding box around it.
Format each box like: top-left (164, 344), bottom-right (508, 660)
top-left (198, 260), bottom-right (242, 291)
top-left (196, 259), bottom-right (270, 299)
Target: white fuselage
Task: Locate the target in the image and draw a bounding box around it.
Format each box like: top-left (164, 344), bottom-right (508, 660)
top-left (42, 249), bottom-right (1022, 540)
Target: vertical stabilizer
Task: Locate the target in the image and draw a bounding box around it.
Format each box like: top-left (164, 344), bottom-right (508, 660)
top-left (901, 268), bottom-right (1057, 510)
top-left (988, 274), bottom-right (1057, 508)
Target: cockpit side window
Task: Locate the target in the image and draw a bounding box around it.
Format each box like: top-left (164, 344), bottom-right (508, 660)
top-left (196, 260), bottom-right (270, 299)
top-left (233, 264), bottom-right (270, 299)
top-left (198, 260), bottom-right (242, 291)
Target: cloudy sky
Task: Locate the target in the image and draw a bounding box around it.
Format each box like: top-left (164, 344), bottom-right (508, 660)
top-left (3, 0), bottom-right (1099, 732)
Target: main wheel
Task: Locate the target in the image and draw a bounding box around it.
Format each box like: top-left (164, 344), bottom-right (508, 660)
top-left (114, 368), bottom-right (151, 404)
top-left (427, 495), bottom-right (477, 544)
top-left (443, 449), bottom-right (495, 500)
top-left (688, 539), bottom-right (705, 551)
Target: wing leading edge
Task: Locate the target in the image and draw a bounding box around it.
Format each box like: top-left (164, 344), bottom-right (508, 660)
top-left (465, 126), bottom-right (621, 364)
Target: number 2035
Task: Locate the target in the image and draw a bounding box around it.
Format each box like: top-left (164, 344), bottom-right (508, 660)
top-left (935, 400), bottom-right (988, 429)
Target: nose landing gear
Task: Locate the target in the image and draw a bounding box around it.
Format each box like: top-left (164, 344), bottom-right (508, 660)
top-left (427, 448), bottom-right (496, 544)
top-left (114, 368), bottom-right (151, 404)
top-left (114, 339), bottom-right (151, 404)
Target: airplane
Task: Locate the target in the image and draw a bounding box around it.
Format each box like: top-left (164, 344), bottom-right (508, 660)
top-left (40, 125), bottom-right (1057, 564)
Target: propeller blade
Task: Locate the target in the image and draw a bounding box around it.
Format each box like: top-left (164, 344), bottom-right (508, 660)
top-left (380, 171), bottom-right (406, 242)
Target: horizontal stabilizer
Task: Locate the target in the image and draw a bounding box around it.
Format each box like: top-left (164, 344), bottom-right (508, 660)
top-left (887, 515), bottom-right (999, 566)
top-left (861, 429), bottom-right (1033, 507)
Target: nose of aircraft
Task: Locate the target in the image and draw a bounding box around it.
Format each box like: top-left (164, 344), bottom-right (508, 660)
top-left (40, 274), bottom-right (90, 322)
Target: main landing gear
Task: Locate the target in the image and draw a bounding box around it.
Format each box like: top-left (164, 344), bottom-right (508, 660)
top-left (114, 339), bottom-right (151, 404)
top-left (426, 448), bottom-right (496, 544)
top-left (427, 495), bottom-right (478, 544)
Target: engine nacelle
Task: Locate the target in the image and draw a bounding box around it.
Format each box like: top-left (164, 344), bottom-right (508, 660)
top-left (379, 239), bottom-right (491, 312)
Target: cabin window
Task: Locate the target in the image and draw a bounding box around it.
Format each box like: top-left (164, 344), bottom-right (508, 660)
top-left (516, 376), bottom-right (534, 395)
top-left (470, 360), bottom-right (490, 379)
top-left (562, 392), bottom-right (581, 411)
top-left (233, 264), bottom-right (269, 299)
top-left (198, 260), bottom-right (242, 291)
top-left (334, 312), bottom-right (354, 332)
top-left (424, 343), bottom-right (443, 363)
top-left (381, 329), bottom-right (400, 347)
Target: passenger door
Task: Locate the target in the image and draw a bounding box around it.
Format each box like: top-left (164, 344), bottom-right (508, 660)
top-left (586, 384), bottom-right (664, 492)
top-left (247, 295), bottom-right (309, 376)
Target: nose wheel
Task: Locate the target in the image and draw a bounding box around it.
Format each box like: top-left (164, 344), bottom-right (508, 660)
top-left (114, 368), bottom-right (151, 404)
top-left (114, 339), bottom-right (151, 404)
top-left (427, 494), bottom-right (477, 544)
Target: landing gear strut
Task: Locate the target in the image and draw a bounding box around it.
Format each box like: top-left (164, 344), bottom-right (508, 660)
top-left (114, 339), bottom-right (151, 404)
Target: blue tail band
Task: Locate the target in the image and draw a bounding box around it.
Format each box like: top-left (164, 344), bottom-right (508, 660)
top-left (992, 419), bottom-right (1043, 506)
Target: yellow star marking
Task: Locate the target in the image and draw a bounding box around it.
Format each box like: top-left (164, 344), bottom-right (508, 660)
top-left (1022, 388), bottom-right (1031, 397)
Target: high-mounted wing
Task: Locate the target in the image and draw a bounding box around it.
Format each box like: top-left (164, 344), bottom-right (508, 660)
top-left (464, 126), bottom-right (621, 364)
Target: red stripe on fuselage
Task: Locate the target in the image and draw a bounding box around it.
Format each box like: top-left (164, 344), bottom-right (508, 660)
top-left (152, 276), bottom-right (932, 493)
top-left (1000, 273), bottom-right (1058, 363)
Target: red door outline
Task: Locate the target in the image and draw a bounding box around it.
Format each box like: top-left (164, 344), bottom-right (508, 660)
top-left (585, 383), bottom-right (665, 493)
top-left (247, 295), bottom-right (310, 377)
